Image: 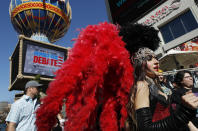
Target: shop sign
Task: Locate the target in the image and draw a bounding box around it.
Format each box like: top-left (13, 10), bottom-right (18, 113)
top-left (142, 0), bottom-right (181, 26)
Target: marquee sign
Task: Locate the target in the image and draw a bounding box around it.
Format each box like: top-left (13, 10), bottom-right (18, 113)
top-left (106, 0), bottom-right (166, 25)
top-left (9, 36), bottom-right (68, 90)
top-left (23, 43), bottom-right (65, 77)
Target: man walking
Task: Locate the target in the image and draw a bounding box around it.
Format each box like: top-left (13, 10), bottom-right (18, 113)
top-left (6, 80), bottom-right (42, 131)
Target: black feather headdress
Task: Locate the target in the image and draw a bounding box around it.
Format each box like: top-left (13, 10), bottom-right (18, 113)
top-left (119, 23), bottom-right (161, 56)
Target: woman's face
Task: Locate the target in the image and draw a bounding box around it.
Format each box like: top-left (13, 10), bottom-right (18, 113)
top-left (146, 55), bottom-right (159, 77)
top-left (181, 73), bottom-right (193, 88)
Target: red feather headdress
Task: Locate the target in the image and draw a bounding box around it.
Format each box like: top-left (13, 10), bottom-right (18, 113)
top-left (36, 22), bottom-right (134, 131)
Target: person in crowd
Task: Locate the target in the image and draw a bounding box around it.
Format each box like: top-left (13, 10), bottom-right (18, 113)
top-left (166, 74), bottom-right (176, 89)
top-left (119, 23), bottom-right (198, 131)
top-left (173, 70), bottom-right (198, 131)
top-left (158, 70), bottom-right (172, 95)
top-left (6, 80), bottom-right (42, 131)
top-left (52, 113), bottom-right (66, 131)
top-left (189, 64), bottom-right (198, 87)
top-left (174, 70), bottom-right (194, 95)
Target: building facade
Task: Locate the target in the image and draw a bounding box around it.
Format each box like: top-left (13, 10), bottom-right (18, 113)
top-left (138, 0), bottom-right (198, 55)
top-left (105, 0), bottom-right (198, 55)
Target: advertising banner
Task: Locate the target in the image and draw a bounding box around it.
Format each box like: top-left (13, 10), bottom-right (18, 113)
top-left (172, 38), bottom-right (198, 66)
top-left (173, 38), bottom-right (198, 51)
top-left (9, 36), bottom-right (68, 91)
top-left (23, 44), bottom-right (65, 77)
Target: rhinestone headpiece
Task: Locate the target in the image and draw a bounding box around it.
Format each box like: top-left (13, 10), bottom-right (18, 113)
top-left (132, 47), bottom-right (155, 63)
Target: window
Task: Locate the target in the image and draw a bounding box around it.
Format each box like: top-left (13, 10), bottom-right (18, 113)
top-left (159, 10), bottom-right (198, 43)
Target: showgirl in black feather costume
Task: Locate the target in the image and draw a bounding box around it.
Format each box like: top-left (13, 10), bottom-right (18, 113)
top-left (120, 23), bottom-right (198, 131)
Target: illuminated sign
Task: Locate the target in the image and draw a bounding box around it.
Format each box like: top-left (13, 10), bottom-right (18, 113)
top-left (23, 43), bottom-right (65, 77)
top-left (9, 36), bottom-right (68, 91)
top-left (116, 0), bottom-right (127, 7)
top-left (33, 51), bottom-right (63, 67)
top-left (106, 0), bottom-right (166, 25)
top-left (21, 39), bottom-right (67, 78)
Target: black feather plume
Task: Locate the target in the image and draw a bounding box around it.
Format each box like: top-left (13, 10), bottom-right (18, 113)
top-left (119, 23), bottom-right (160, 55)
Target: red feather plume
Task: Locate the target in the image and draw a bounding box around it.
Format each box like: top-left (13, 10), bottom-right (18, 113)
top-left (36, 22), bottom-right (134, 131)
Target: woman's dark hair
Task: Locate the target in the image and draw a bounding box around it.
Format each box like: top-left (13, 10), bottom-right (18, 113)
top-left (174, 70), bottom-right (192, 87)
top-left (133, 60), bottom-right (147, 83)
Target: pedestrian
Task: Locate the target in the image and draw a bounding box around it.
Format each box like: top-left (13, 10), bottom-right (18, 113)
top-left (6, 80), bottom-right (42, 131)
top-left (119, 23), bottom-right (198, 131)
top-left (52, 113), bottom-right (66, 131)
top-left (158, 70), bottom-right (172, 96)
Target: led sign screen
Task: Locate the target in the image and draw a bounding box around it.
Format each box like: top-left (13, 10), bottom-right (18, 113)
top-left (22, 40), bottom-right (67, 77)
top-left (107, 0), bottom-right (166, 25)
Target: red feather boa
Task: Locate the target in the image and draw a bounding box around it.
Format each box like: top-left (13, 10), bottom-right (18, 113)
top-left (36, 22), bottom-right (134, 131)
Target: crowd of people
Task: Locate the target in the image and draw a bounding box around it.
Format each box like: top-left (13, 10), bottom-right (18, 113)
top-left (4, 23), bottom-right (198, 131)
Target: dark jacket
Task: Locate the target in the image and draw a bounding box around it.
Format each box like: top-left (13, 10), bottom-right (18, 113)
top-left (171, 87), bottom-right (198, 131)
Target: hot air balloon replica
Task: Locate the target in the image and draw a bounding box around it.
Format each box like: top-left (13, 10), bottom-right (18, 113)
top-left (9, 0), bottom-right (72, 43)
top-left (8, 0), bottom-right (72, 91)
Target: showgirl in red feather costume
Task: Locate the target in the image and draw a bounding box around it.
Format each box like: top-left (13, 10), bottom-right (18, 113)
top-left (36, 22), bottom-right (134, 131)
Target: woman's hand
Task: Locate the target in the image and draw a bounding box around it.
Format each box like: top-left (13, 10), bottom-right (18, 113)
top-left (135, 81), bottom-right (150, 110)
top-left (182, 92), bottom-right (198, 109)
top-left (188, 121), bottom-right (198, 131)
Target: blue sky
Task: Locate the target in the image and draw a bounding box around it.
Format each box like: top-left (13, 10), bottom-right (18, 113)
top-left (0, 0), bottom-right (108, 103)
